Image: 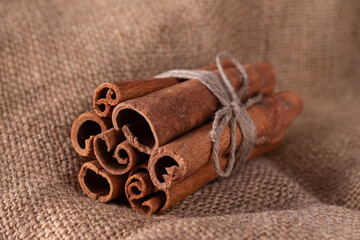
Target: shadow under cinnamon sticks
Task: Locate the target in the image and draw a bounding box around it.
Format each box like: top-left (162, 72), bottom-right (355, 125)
top-left (112, 62), bottom-right (276, 154)
top-left (148, 91), bottom-right (303, 189)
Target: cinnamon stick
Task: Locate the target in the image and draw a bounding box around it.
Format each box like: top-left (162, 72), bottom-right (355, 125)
top-left (93, 78), bottom-right (179, 117)
top-left (71, 111), bottom-right (112, 157)
top-left (93, 60), bottom-right (236, 117)
top-left (154, 155), bottom-right (245, 214)
top-left (112, 62), bottom-right (276, 154)
top-left (78, 160), bottom-right (127, 202)
top-left (94, 128), bottom-right (124, 173)
top-left (125, 164), bottom-right (165, 215)
top-left (113, 140), bottom-right (148, 174)
top-left (148, 91), bottom-right (303, 189)
top-left (94, 128), bottom-right (148, 175)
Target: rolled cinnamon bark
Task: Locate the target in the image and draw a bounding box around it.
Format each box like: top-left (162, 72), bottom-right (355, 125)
top-left (93, 60), bottom-right (236, 117)
top-left (112, 62), bottom-right (276, 154)
top-left (125, 164), bottom-right (165, 215)
top-left (148, 91), bottom-right (303, 189)
top-left (71, 111), bottom-right (112, 157)
top-left (94, 128), bottom-right (124, 173)
top-left (94, 128), bottom-right (148, 175)
top-left (78, 160), bottom-right (127, 202)
top-left (113, 140), bottom-right (149, 174)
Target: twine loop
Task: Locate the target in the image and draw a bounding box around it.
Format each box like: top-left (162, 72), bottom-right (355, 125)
top-left (156, 52), bottom-right (262, 177)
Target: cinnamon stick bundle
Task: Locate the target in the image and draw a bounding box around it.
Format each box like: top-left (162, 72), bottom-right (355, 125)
top-left (78, 160), bottom-right (127, 202)
top-left (112, 62), bottom-right (276, 154)
top-left (71, 54), bottom-right (303, 215)
top-left (148, 91), bottom-right (303, 189)
top-left (93, 60), bottom-right (237, 117)
top-left (71, 111), bottom-right (112, 157)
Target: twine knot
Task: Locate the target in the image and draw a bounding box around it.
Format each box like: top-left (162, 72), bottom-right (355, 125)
top-left (231, 101), bottom-right (243, 116)
top-left (156, 52), bottom-right (262, 177)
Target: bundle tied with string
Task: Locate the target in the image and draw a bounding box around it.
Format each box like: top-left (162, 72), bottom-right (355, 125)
top-left (73, 51), bottom-right (303, 215)
top-left (155, 52), bottom-right (261, 177)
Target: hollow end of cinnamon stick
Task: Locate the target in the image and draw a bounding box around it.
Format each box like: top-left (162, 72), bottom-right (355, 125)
top-left (125, 166), bottom-right (167, 215)
top-left (78, 160), bottom-right (126, 202)
top-left (127, 170), bottom-right (153, 199)
top-left (113, 140), bottom-right (148, 174)
top-left (94, 128), bottom-right (131, 175)
top-left (94, 98), bottom-right (112, 117)
top-left (130, 191), bottom-right (167, 215)
top-left (95, 131), bottom-right (148, 175)
top-left (93, 83), bottom-right (118, 117)
top-left (94, 82), bottom-right (121, 105)
top-left (148, 148), bottom-right (184, 189)
top-left (71, 111), bottom-right (111, 157)
top-left (112, 105), bottom-right (157, 154)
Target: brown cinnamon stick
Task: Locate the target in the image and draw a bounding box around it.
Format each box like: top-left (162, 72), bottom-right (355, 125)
top-left (112, 62), bottom-right (276, 154)
top-left (94, 128), bottom-right (148, 175)
top-left (113, 140), bottom-right (149, 174)
top-left (93, 78), bottom-right (179, 117)
top-left (155, 154), bottom-right (246, 214)
top-left (125, 164), bottom-right (165, 215)
top-left (71, 111), bottom-right (112, 157)
top-left (93, 60), bottom-right (236, 117)
top-left (78, 160), bottom-right (127, 202)
top-left (148, 91), bottom-right (303, 189)
top-left (94, 128), bottom-right (124, 173)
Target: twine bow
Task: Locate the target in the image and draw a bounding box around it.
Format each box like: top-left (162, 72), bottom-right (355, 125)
top-left (156, 52), bottom-right (262, 177)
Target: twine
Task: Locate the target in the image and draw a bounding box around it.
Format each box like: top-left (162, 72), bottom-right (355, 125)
top-left (156, 52), bottom-right (262, 177)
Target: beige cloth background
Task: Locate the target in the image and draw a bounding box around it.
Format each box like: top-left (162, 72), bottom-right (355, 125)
top-left (1, 0), bottom-right (360, 239)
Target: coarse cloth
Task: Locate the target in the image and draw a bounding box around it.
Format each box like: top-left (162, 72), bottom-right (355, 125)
top-left (1, 0), bottom-right (359, 239)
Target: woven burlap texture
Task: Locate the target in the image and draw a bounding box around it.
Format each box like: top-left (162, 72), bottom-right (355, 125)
top-left (1, 0), bottom-right (359, 239)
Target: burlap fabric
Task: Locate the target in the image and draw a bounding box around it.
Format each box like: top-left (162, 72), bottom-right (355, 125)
top-left (1, 0), bottom-right (359, 239)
